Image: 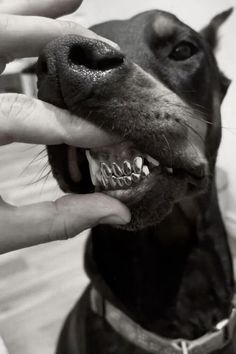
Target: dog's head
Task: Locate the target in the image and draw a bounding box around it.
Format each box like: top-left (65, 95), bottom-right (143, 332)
top-left (37, 9), bottom-right (232, 230)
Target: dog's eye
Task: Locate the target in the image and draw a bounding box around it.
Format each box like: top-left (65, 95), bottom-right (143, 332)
top-left (170, 41), bottom-right (198, 61)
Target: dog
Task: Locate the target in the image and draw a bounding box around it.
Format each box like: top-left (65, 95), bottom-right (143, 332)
top-left (36, 8), bottom-right (235, 354)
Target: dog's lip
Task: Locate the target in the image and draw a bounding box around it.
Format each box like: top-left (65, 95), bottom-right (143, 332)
top-left (98, 167), bottom-right (176, 205)
top-left (100, 168), bottom-right (159, 204)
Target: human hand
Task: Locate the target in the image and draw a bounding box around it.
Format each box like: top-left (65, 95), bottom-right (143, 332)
top-left (0, 1), bottom-right (130, 254)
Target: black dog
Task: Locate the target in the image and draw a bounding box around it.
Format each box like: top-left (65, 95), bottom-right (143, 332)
top-left (37, 8), bottom-right (235, 354)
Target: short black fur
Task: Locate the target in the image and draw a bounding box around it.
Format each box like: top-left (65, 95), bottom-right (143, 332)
top-left (36, 9), bottom-right (235, 354)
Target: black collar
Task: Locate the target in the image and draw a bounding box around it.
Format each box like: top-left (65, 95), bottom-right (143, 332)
top-left (91, 287), bottom-right (236, 354)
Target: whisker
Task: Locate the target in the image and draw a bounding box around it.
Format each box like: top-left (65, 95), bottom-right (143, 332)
top-left (29, 161), bottom-right (50, 185)
top-left (161, 133), bottom-right (173, 167)
top-left (20, 148), bottom-right (48, 177)
top-left (180, 120), bottom-right (205, 143)
top-left (39, 169), bottom-right (53, 196)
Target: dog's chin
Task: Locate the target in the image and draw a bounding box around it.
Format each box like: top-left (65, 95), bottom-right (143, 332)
top-left (112, 179), bottom-right (188, 231)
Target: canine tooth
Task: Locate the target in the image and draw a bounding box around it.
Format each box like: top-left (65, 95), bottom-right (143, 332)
top-left (131, 173), bottom-right (140, 183)
top-left (85, 150), bottom-right (99, 186)
top-left (101, 162), bottom-right (112, 178)
top-left (142, 165), bottom-right (150, 177)
top-left (112, 162), bottom-right (123, 177)
top-left (133, 156), bottom-right (143, 174)
top-left (146, 155), bottom-right (160, 167)
top-left (117, 177), bottom-right (124, 187)
top-left (123, 161), bottom-right (132, 175)
top-left (124, 176), bottom-right (132, 186)
top-left (166, 167), bottom-right (173, 174)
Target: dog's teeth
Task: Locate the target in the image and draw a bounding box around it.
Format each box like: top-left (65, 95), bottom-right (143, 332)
top-left (110, 176), bottom-right (117, 188)
top-left (131, 173), bottom-right (140, 183)
top-left (142, 165), bottom-right (150, 177)
top-left (112, 162), bottom-right (123, 177)
top-left (133, 156), bottom-right (143, 174)
top-left (85, 150), bottom-right (99, 186)
top-left (166, 167), bottom-right (173, 174)
top-left (101, 162), bottom-right (112, 178)
top-left (146, 155), bottom-right (160, 167)
top-left (124, 176), bottom-right (132, 186)
top-left (123, 161), bottom-right (132, 175)
top-left (117, 177), bottom-right (124, 188)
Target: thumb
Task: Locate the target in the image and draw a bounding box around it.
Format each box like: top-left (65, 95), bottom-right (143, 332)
top-left (0, 194), bottom-right (131, 254)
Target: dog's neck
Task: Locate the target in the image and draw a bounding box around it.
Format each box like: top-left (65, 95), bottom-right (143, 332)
top-left (85, 180), bottom-right (234, 340)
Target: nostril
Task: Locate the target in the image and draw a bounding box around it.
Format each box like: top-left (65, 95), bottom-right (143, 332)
top-left (97, 56), bottom-right (124, 71)
top-left (68, 45), bottom-right (124, 71)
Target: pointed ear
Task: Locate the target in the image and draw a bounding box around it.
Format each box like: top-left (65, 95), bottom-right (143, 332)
top-left (219, 71), bottom-right (231, 101)
top-left (200, 8), bottom-right (233, 49)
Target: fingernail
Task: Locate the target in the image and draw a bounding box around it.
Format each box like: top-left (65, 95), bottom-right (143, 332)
top-left (100, 214), bottom-right (131, 225)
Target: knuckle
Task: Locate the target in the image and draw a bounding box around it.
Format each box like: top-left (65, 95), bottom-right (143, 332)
top-left (1, 94), bottom-right (34, 119)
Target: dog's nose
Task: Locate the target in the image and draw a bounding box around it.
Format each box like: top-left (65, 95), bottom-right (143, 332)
top-left (68, 40), bottom-right (124, 71)
top-left (37, 35), bottom-right (126, 106)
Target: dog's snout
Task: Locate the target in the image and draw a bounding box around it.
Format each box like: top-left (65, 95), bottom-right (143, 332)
top-left (68, 43), bottom-right (124, 71)
top-left (37, 34), bottom-right (127, 105)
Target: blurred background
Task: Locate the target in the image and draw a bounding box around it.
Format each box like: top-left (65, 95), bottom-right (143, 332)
top-left (0, 0), bottom-right (235, 353)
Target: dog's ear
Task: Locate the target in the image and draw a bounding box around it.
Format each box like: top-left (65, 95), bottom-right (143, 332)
top-left (200, 8), bottom-right (233, 49)
top-left (219, 71), bottom-right (231, 99)
top-left (201, 8), bottom-right (233, 100)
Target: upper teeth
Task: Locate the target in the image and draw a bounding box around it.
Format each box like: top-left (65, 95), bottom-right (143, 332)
top-left (101, 162), bottom-right (112, 178)
top-left (84, 151), bottom-right (174, 190)
top-left (133, 156), bottom-right (143, 174)
top-left (112, 162), bottom-right (123, 177)
top-left (123, 160), bottom-right (132, 175)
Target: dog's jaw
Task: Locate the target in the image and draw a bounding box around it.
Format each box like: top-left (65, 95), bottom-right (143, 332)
top-left (65, 141), bottom-right (208, 231)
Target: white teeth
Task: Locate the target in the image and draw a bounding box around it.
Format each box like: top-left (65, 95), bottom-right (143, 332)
top-left (101, 162), bottom-right (112, 178)
top-left (68, 147), bottom-right (81, 183)
top-left (85, 150), bottom-right (100, 186)
top-left (110, 176), bottom-right (117, 188)
top-left (85, 149), bottom-right (158, 191)
top-left (124, 176), bottom-right (132, 186)
top-left (131, 173), bottom-right (140, 183)
top-left (112, 162), bottom-right (123, 177)
top-left (133, 156), bottom-right (143, 174)
top-left (166, 167), bottom-right (173, 174)
top-left (142, 165), bottom-right (150, 177)
top-left (123, 161), bottom-right (132, 175)
top-left (117, 177), bottom-right (124, 187)
top-left (146, 155), bottom-right (160, 167)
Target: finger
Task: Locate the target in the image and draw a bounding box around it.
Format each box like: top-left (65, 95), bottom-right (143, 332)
top-left (0, 194), bottom-right (131, 254)
top-left (0, 14), bottom-right (118, 70)
top-left (0, 93), bottom-right (121, 147)
top-left (0, 0), bottom-right (83, 18)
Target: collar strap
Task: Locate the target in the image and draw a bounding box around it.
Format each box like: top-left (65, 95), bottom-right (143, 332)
top-left (90, 288), bottom-right (236, 354)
